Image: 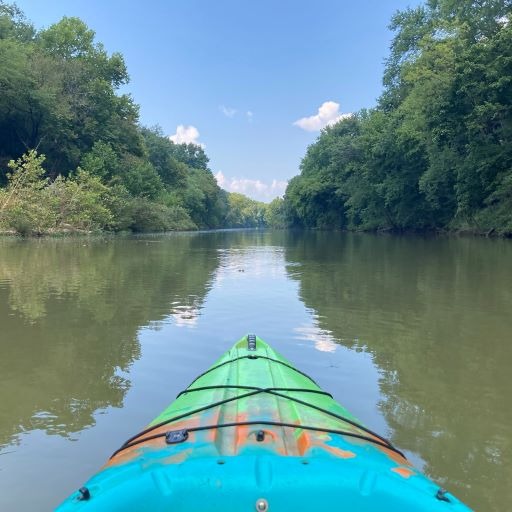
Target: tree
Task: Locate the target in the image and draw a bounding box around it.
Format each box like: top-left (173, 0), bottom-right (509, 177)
top-left (140, 127), bottom-right (188, 187)
top-left (225, 192), bottom-right (266, 228)
top-left (0, 9), bottom-right (143, 179)
top-left (284, 0), bottom-right (512, 235)
top-left (265, 197), bottom-right (287, 228)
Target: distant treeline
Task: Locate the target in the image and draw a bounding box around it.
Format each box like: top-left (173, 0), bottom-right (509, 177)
top-left (285, 0), bottom-right (512, 236)
top-left (0, 3), bottom-right (282, 234)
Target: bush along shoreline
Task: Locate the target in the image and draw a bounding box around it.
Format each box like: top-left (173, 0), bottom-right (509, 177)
top-left (0, 150), bottom-right (286, 236)
top-left (0, 5), bottom-right (287, 236)
top-left (0, 150), bottom-right (197, 235)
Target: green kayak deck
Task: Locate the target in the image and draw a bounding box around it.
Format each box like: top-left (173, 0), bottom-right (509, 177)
top-left (56, 335), bottom-right (472, 511)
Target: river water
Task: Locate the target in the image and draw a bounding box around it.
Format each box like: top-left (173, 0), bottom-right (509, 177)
top-left (0, 230), bottom-right (510, 511)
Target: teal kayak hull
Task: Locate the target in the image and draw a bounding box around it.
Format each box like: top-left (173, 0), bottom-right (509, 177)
top-left (56, 336), bottom-right (472, 511)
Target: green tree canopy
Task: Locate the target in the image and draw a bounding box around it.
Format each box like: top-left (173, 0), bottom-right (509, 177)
top-left (285, 0), bottom-right (512, 236)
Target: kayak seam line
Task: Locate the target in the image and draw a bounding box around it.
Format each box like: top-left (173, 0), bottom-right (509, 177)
top-left (273, 354), bottom-right (297, 456)
top-left (115, 388), bottom-right (263, 453)
top-left (186, 355), bottom-right (319, 388)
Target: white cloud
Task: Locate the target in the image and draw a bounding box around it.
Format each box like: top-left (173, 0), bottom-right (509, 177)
top-left (294, 324), bottom-right (337, 353)
top-left (215, 171), bottom-right (287, 202)
top-left (219, 105), bottom-right (237, 118)
top-left (293, 101), bottom-right (352, 132)
top-left (219, 105), bottom-right (254, 123)
top-left (215, 171), bottom-right (226, 187)
top-left (169, 125), bottom-right (204, 146)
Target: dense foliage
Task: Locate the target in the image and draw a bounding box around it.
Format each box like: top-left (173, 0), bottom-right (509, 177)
top-left (224, 193), bottom-right (266, 228)
top-left (285, 0), bottom-right (512, 235)
top-left (0, 3), bottom-right (272, 234)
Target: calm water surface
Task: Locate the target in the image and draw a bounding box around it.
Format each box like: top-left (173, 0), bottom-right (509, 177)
top-left (0, 231), bottom-right (510, 511)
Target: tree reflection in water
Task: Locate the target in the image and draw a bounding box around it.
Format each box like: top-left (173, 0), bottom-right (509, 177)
top-left (0, 235), bottom-right (220, 447)
top-left (284, 231), bottom-right (512, 511)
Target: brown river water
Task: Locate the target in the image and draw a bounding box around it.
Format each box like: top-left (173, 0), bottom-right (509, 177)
top-left (0, 230), bottom-right (510, 511)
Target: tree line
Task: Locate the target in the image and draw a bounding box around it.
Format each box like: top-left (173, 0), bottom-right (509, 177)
top-left (0, 3), bottom-right (281, 234)
top-left (285, 0), bottom-right (512, 236)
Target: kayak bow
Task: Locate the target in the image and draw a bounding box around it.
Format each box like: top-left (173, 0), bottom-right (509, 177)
top-left (56, 335), bottom-right (472, 511)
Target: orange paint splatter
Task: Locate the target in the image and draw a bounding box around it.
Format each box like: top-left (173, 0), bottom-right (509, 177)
top-left (296, 431), bottom-right (312, 455)
top-left (378, 445), bottom-right (411, 466)
top-left (323, 445), bottom-right (356, 459)
top-left (391, 466), bottom-right (415, 479)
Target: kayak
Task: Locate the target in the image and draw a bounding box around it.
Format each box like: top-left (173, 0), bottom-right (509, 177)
top-left (56, 335), bottom-right (472, 511)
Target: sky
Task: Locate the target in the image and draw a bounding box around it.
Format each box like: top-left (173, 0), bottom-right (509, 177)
top-left (16, 0), bottom-right (420, 202)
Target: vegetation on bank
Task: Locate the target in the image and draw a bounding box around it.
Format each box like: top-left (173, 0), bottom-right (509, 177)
top-left (0, 3), bottom-right (283, 235)
top-left (5, 1), bottom-right (508, 237)
top-left (285, 0), bottom-right (512, 236)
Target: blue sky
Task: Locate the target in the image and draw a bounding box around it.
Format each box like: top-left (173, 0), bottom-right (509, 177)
top-left (16, 0), bottom-right (419, 202)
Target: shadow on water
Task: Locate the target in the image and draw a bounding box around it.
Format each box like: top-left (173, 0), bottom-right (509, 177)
top-left (284, 231), bottom-right (512, 511)
top-left (0, 234), bottom-right (220, 448)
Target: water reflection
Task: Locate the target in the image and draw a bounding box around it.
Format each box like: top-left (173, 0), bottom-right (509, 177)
top-left (0, 235), bottom-right (219, 447)
top-left (284, 231), bottom-right (512, 511)
top-left (294, 324), bottom-right (337, 353)
top-left (170, 302), bottom-right (201, 328)
top-left (0, 231), bottom-right (510, 512)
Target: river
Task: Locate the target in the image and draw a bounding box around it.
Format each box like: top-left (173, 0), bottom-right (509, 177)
top-left (0, 230), bottom-right (510, 511)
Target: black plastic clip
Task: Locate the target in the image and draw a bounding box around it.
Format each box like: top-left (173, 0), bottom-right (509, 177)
top-left (436, 489), bottom-right (451, 502)
top-left (78, 487), bottom-right (90, 501)
top-left (165, 429), bottom-right (189, 444)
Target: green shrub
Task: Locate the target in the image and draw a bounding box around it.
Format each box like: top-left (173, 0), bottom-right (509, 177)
top-left (0, 151), bottom-right (56, 234)
top-left (126, 198), bottom-right (195, 232)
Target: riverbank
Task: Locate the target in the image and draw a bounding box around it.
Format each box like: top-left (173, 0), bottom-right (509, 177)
top-left (3, 223), bottom-right (512, 239)
top-left (0, 152), bottom-right (276, 237)
top-left (0, 224), bottom-right (197, 238)
top-left (284, 225), bottom-right (512, 240)
top-left (364, 225), bottom-right (511, 239)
